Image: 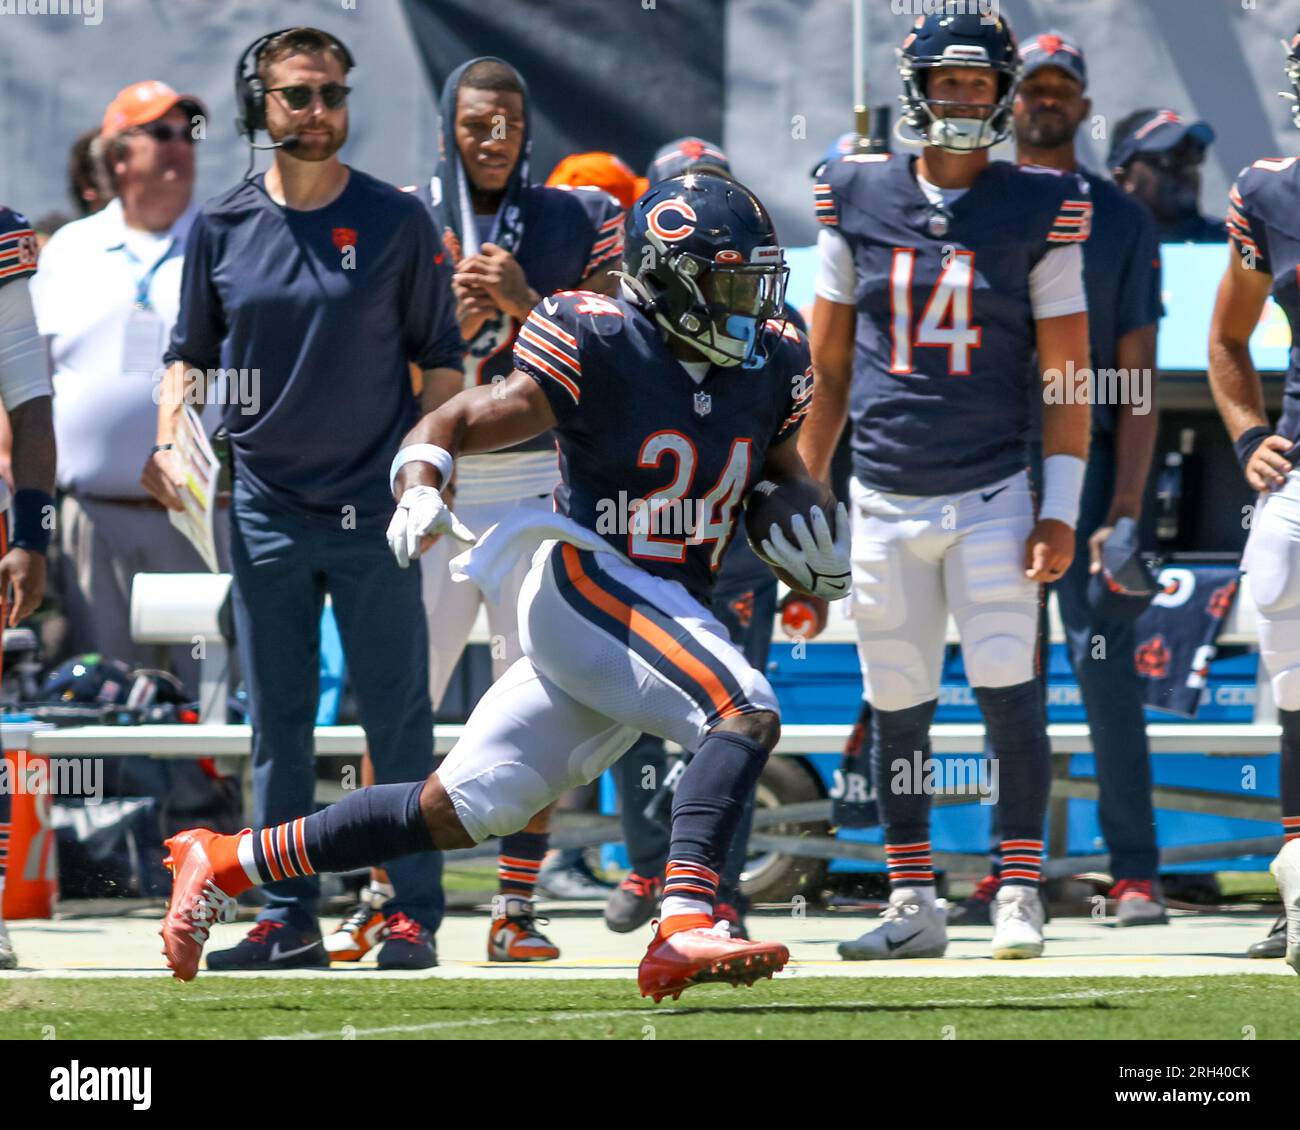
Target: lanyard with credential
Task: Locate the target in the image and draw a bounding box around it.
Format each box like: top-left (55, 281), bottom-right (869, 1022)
top-left (120, 238), bottom-right (175, 310)
top-left (118, 239), bottom-right (174, 377)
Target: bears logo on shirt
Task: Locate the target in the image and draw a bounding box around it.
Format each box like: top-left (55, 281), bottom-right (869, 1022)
top-left (331, 227), bottom-right (358, 252)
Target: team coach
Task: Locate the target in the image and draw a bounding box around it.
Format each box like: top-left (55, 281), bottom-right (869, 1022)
top-left (143, 27), bottom-right (464, 970)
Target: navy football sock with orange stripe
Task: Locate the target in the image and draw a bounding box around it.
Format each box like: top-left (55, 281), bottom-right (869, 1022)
top-left (975, 681), bottom-right (1049, 887)
top-left (663, 730), bottom-right (768, 928)
top-left (498, 832), bottom-right (548, 900)
top-left (870, 699), bottom-right (938, 889)
top-left (1279, 709), bottom-right (1300, 844)
top-left (216, 781), bottom-right (433, 895)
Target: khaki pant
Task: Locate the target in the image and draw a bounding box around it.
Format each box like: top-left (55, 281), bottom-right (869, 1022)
top-left (58, 494), bottom-right (231, 694)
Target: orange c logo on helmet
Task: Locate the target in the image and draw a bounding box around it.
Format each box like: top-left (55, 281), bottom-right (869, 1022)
top-left (647, 199), bottom-right (698, 242)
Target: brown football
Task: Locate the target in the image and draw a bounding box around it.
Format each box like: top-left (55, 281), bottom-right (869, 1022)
top-left (744, 472), bottom-right (839, 596)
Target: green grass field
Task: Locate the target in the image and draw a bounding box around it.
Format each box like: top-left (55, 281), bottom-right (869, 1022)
top-left (1, 976), bottom-right (1295, 1040)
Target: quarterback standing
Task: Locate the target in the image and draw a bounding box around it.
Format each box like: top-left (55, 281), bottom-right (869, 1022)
top-left (799, 12), bottom-right (1091, 960)
top-left (1208, 26), bottom-right (1300, 971)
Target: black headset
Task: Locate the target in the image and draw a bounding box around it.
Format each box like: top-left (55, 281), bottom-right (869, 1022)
top-left (234, 27), bottom-right (355, 141)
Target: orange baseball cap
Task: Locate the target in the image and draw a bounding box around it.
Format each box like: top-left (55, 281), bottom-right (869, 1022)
top-left (546, 151), bottom-right (649, 210)
top-left (101, 80), bottom-right (205, 137)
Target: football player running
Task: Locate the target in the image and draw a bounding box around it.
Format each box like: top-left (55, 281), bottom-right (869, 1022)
top-left (800, 12), bottom-right (1092, 960)
top-left (160, 172), bottom-right (850, 1001)
top-left (1208, 26), bottom-right (1300, 972)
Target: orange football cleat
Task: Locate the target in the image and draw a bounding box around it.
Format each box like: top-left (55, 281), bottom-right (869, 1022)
top-left (488, 897), bottom-right (561, 962)
top-left (159, 829), bottom-right (239, 982)
top-left (637, 921), bottom-right (788, 1002)
top-left (324, 903), bottom-right (389, 962)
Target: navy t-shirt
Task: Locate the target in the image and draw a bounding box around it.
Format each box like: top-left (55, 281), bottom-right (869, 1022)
top-left (1079, 171), bottom-right (1163, 426)
top-left (166, 169), bottom-right (463, 527)
top-left (1029, 169), bottom-right (1163, 438)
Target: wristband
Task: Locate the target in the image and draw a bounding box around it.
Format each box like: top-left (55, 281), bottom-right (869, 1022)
top-left (10, 488), bottom-right (54, 555)
top-left (389, 443), bottom-right (453, 495)
top-left (1233, 425), bottom-right (1272, 471)
top-left (1039, 453), bottom-right (1086, 529)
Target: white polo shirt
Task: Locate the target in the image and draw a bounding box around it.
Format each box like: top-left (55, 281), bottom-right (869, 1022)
top-left (31, 199), bottom-right (198, 499)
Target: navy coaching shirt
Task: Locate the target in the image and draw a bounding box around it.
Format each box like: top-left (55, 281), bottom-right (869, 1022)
top-left (1023, 168), bottom-right (1163, 439)
top-left (167, 169), bottom-right (463, 526)
top-left (1075, 169), bottom-right (1162, 435)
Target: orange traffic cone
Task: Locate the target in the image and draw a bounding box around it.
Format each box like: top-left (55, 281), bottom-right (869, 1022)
top-left (1, 750), bottom-right (58, 919)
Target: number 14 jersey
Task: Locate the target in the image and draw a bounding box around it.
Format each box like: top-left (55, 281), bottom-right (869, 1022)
top-left (815, 153), bottom-right (1092, 497)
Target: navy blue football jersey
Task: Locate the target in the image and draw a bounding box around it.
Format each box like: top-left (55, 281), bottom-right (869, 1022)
top-left (0, 207), bottom-right (38, 290)
top-left (815, 153), bottom-right (1092, 496)
top-left (513, 291), bottom-right (813, 600)
top-left (411, 181), bottom-right (623, 388)
top-left (411, 181), bottom-right (623, 459)
top-left (1227, 157), bottom-right (1300, 441)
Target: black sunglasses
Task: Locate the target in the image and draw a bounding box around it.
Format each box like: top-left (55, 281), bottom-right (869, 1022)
top-left (267, 83), bottom-right (351, 111)
top-left (131, 122), bottom-right (196, 144)
top-left (1138, 142), bottom-right (1206, 172)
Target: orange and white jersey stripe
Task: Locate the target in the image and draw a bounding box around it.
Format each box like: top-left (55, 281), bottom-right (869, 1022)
top-left (515, 307), bottom-right (583, 404)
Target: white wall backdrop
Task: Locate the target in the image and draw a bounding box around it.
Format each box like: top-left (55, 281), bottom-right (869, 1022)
top-left (0, 0), bottom-right (440, 220)
top-left (0, 0), bottom-right (1296, 245)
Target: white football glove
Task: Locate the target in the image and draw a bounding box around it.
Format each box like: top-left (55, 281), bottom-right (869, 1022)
top-left (761, 502), bottom-right (852, 600)
top-left (386, 485), bottom-right (477, 568)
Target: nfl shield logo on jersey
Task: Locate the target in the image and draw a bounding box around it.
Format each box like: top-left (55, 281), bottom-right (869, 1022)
top-left (693, 391), bottom-right (712, 416)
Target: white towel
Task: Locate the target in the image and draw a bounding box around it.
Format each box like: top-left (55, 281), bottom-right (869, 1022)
top-left (449, 507), bottom-right (622, 604)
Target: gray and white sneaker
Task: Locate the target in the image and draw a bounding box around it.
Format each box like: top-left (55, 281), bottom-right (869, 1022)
top-left (1270, 839), bottom-right (1300, 975)
top-left (0, 917), bottom-right (16, 970)
top-left (992, 884), bottom-right (1045, 959)
top-left (838, 887), bottom-right (947, 960)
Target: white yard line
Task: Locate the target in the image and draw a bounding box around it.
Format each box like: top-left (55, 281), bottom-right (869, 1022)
top-left (263, 987), bottom-right (1158, 1040)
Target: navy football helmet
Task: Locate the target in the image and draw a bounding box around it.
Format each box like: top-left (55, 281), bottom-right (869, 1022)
top-left (621, 171), bottom-right (788, 369)
top-left (40, 654), bottom-right (186, 708)
top-left (41, 654), bottom-right (135, 705)
top-left (896, 12), bottom-right (1021, 152)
